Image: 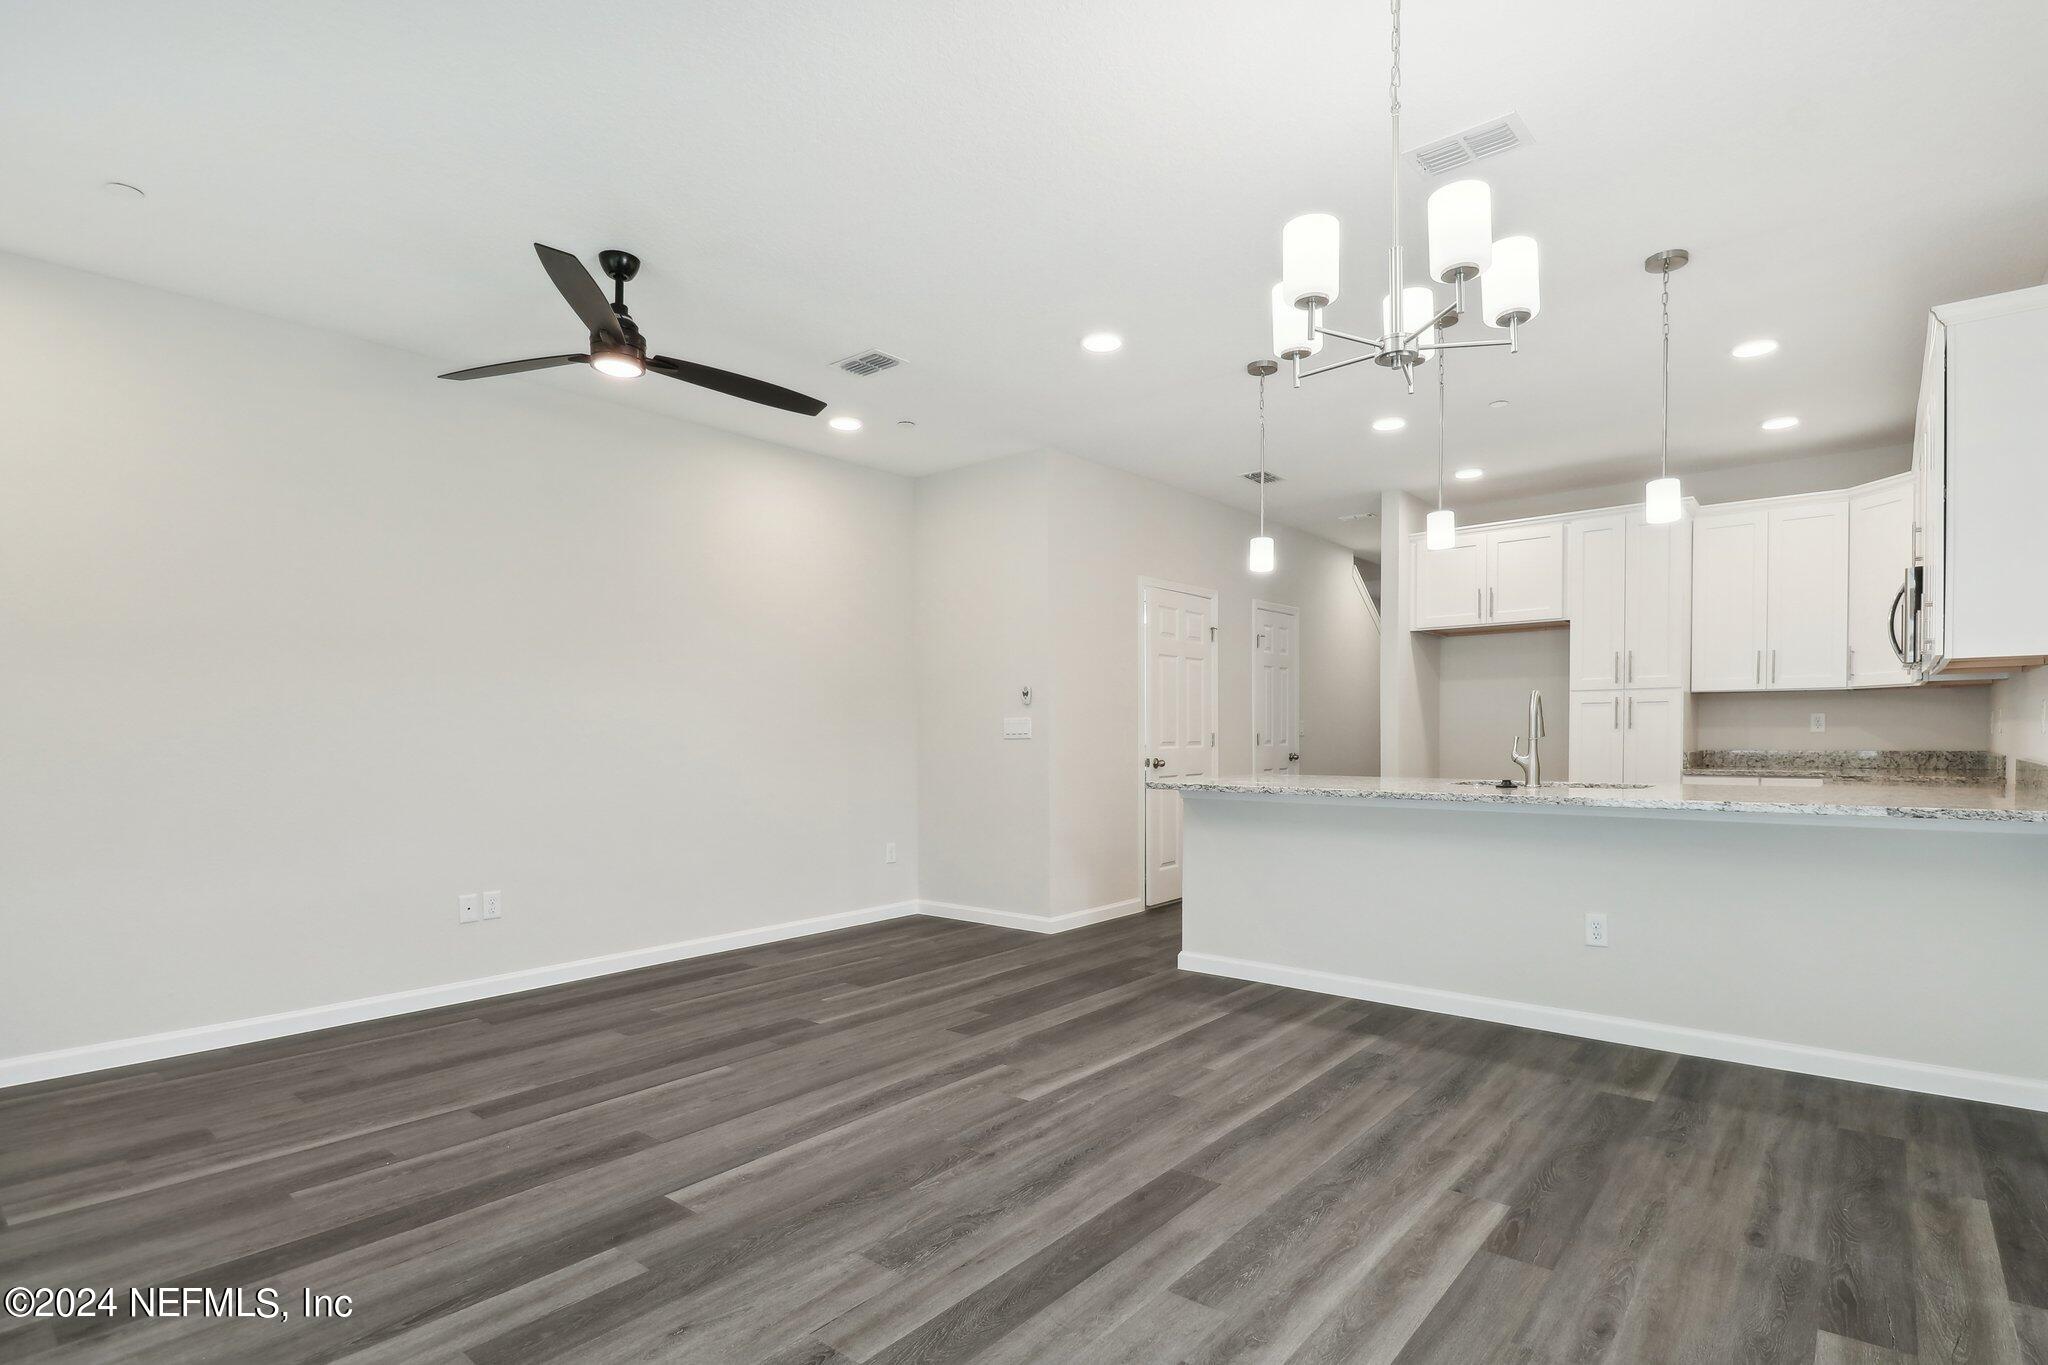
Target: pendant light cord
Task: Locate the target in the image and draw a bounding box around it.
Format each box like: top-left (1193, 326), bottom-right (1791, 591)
top-left (1387, 0), bottom-right (1404, 351)
top-left (1435, 341), bottom-right (1446, 511)
top-left (1660, 262), bottom-right (1672, 480)
top-left (1257, 372), bottom-right (1268, 537)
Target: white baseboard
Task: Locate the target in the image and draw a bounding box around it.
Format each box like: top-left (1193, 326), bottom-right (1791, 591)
top-left (0, 900), bottom-right (921, 1091)
top-left (918, 897), bottom-right (1145, 934)
top-left (1179, 950), bottom-right (2048, 1114)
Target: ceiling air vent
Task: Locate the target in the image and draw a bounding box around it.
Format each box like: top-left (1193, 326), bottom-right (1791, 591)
top-left (1242, 471), bottom-right (1284, 485)
top-left (1409, 112), bottom-right (1534, 177)
top-left (834, 349), bottom-right (902, 377)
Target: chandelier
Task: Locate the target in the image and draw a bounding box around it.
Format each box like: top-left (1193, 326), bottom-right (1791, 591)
top-left (1269, 0), bottom-right (1540, 395)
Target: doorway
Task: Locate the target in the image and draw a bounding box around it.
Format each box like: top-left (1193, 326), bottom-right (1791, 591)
top-left (1140, 579), bottom-right (1217, 907)
top-left (1253, 600), bottom-right (1300, 773)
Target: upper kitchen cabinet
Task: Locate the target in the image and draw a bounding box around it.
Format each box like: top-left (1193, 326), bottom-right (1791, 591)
top-left (1764, 499), bottom-right (1849, 690)
top-left (1691, 494), bottom-right (1849, 692)
top-left (1913, 285), bottom-right (2048, 680)
top-left (1691, 508), bottom-right (1770, 691)
top-left (1567, 510), bottom-right (1690, 691)
top-left (1848, 475), bottom-right (1915, 688)
top-left (1409, 518), bottom-right (1564, 632)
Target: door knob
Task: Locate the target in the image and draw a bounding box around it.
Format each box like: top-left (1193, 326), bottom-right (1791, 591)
top-left (1287, 752), bottom-right (1301, 762)
top-left (1147, 757), bottom-right (1166, 769)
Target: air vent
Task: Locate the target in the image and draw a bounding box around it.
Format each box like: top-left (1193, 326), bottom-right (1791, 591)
top-left (833, 349), bottom-right (902, 377)
top-left (1409, 113), bottom-right (1534, 177)
top-left (1242, 471), bottom-right (1284, 485)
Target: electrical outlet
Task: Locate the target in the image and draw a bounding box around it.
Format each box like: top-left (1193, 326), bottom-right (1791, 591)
top-left (1809, 713), bottom-right (1825, 733)
top-left (884, 842), bottom-right (898, 864)
top-left (458, 893), bottom-right (480, 924)
top-left (1585, 912), bottom-right (1609, 947)
top-left (481, 890), bottom-right (502, 921)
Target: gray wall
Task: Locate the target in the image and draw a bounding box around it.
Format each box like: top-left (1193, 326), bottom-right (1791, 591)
top-left (1693, 687), bottom-right (1991, 752)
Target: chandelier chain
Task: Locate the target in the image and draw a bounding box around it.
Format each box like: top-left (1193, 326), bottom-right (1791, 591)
top-left (1390, 0), bottom-right (1402, 118)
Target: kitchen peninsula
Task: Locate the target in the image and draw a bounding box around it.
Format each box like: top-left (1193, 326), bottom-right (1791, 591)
top-left (1152, 771), bottom-right (2048, 1110)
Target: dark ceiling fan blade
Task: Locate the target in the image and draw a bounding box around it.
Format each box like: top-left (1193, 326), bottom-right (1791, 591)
top-left (533, 244), bottom-right (626, 345)
top-left (647, 356), bottom-right (828, 416)
top-left (439, 354), bottom-right (590, 380)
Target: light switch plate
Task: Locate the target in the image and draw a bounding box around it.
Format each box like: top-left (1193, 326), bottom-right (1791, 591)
top-left (885, 842), bottom-right (898, 864)
top-left (1003, 717), bottom-right (1033, 739)
top-left (458, 893), bottom-right (480, 924)
top-left (481, 890), bottom-right (502, 921)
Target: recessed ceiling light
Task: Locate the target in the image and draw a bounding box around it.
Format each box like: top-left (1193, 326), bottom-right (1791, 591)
top-left (101, 180), bottom-right (145, 200)
top-left (1454, 467), bottom-right (1485, 480)
top-left (1760, 415), bottom-right (1800, 431)
top-left (1488, 399), bottom-right (1510, 409)
top-left (1371, 416), bottom-right (1406, 433)
top-left (828, 415), bottom-right (863, 432)
top-left (1731, 339), bottom-right (1779, 359)
top-left (1081, 332), bottom-right (1123, 354)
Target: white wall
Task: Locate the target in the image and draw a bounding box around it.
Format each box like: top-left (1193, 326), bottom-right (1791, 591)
top-left (1044, 452), bottom-right (1378, 915)
top-left (1, 252), bottom-right (920, 1060)
top-left (1435, 629), bottom-right (1570, 779)
top-left (914, 456), bottom-right (1053, 915)
top-left (1694, 687), bottom-right (1991, 752)
top-left (1451, 444), bottom-right (1912, 525)
top-left (1990, 668), bottom-right (2048, 764)
top-left (1377, 491), bottom-right (1440, 777)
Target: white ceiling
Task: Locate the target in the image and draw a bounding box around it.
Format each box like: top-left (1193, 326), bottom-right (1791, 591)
top-left (5, 0), bottom-right (2045, 551)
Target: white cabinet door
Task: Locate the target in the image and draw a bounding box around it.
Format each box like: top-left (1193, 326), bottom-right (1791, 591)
top-left (1625, 514), bottom-right (1690, 690)
top-left (1568, 691), bottom-right (1625, 785)
top-left (1567, 515), bottom-right (1626, 690)
top-left (1766, 499), bottom-right (1849, 690)
top-left (1691, 509), bottom-right (1769, 691)
top-left (1410, 532), bottom-right (1485, 629)
top-left (1848, 482), bottom-right (1915, 688)
top-left (1487, 522), bottom-right (1566, 624)
top-left (1622, 688), bottom-right (1685, 785)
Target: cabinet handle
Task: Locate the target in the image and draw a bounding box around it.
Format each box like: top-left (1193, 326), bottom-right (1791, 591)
top-left (1489, 586), bottom-right (1495, 619)
top-left (1476, 588), bottom-right (1482, 620)
top-left (1771, 648), bottom-right (1778, 684)
top-left (1628, 696), bottom-right (1635, 729)
top-left (1613, 696), bottom-right (1619, 729)
top-left (1627, 650), bottom-right (1634, 684)
top-left (1613, 650), bottom-right (1620, 684)
top-left (1755, 650), bottom-right (1761, 685)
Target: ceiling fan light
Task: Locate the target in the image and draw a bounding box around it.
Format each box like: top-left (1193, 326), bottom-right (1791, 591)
top-left (1426, 180), bottom-right (1493, 283)
top-left (1644, 476), bottom-right (1684, 524)
top-left (1281, 213), bottom-right (1340, 308)
top-left (1482, 236), bottom-right (1540, 327)
top-left (1271, 283), bottom-right (1321, 360)
top-left (591, 349), bottom-right (645, 379)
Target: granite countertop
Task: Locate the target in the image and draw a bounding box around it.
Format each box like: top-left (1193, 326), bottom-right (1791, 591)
top-left (1149, 773), bottom-right (2048, 825)
top-left (1683, 748), bottom-right (2003, 787)
top-left (1678, 768), bottom-right (2002, 788)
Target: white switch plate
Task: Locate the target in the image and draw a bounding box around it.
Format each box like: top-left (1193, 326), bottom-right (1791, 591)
top-left (1809, 713), bottom-right (1825, 733)
top-left (885, 842), bottom-right (898, 864)
top-left (1585, 912), bottom-right (1609, 947)
top-left (1003, 717), bottom-right (1033, 739)
top-left (481, 890), bottom-right (502, 921)
top-left (458, 893), bottom-right (480, 924)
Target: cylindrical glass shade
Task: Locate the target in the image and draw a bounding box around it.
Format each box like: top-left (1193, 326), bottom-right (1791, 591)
top-left (1382, 286), bottom-right (1439, 345)
top-left (1427, 180), bottom-right (1493, 283)
top-left (1281, 213), bottom-right (1340, 307)
top-left (1644, 476), bottom-right (1684, 525)
top-left (1425, 508), bottom-right (1457, 550)
top-left (1271, 283), bottom-right (1320, 360)
top-left (1248, 535), bottom-right (1276, 574)
top-left (1483, 236), bottom-right (1540, 327)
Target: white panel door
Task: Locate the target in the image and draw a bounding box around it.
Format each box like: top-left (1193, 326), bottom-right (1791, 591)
top-left (1143, 584), bottom-right (1214, 906)
top-left (1624, 514), bottom-right (1689, 690)
top-left (1487, 522), bottom-right (1566, 623)
top-left (1691, 509), bottom-right (1768, 691)
top-left (1409, 533), bottom-right (1486, 629)
top-left (1848, 482), bottom-right (1915, 688)
top-left (1766, 499), bottom-right (1850, 690)
top-left (1567, 515), bottom-right (1627, 690)
top-left (1253, 602), bottom-right (1299, 774)
top-left (1622, 688), bottom-right (1685, 785)
top-left (1568, 690), bottom-right (1625, 785)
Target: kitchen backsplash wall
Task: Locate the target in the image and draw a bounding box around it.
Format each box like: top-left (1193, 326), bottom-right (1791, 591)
top-left (1436, 627), bottom-right (1571, 780)
top-left (1692, 686), bottom-right (1991, 751)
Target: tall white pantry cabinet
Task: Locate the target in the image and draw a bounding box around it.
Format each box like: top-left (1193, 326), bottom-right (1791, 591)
top-left (1565, 510), bottom-right (1690, 785)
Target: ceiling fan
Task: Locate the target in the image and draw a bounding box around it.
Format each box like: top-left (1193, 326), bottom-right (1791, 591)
top-left (439, 244), bottom-right (827, 416)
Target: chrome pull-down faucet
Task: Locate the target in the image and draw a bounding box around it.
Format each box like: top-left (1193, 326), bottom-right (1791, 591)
top-left (1510, 689), bottom-right (1545, 787)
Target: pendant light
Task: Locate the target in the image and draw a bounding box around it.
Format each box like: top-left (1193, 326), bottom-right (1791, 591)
top-left (1644, 249), bottom-right (1689, 524)
top-left (1425, 337), bottom-right (1456, 549)
top-left (1248, 360), bottom-right (1278, 573)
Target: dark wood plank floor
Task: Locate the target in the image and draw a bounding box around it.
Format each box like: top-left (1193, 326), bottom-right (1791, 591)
top-left (5, 908), bottom-right (2047, 1364)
